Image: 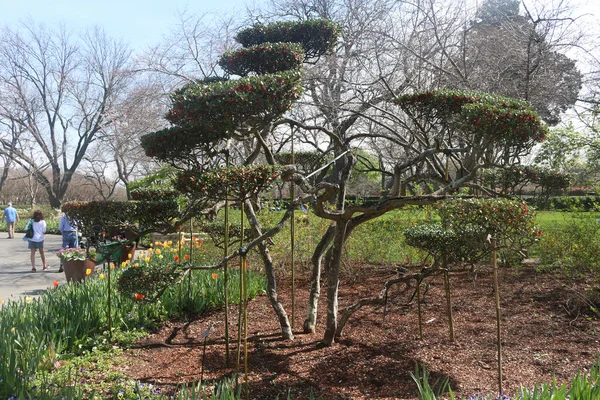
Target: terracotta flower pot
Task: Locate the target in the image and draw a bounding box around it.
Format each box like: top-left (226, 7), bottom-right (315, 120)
top-left (62, 259), bottom-right (96, 283)
top-left (121, 245), bottom-right (136, 263)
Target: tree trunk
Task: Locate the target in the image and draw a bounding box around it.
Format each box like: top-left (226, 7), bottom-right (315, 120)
top-left (257, 239), bottom-right (294, 340)
top-left (323, 221), bottom-right (348, 345)
top-left (303, 225), bottom-right (335, 333)
top-left (244, 202), bottom-right (293, 340)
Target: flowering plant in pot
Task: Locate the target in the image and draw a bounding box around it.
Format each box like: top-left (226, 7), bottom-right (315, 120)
top-left (56, 247), bottom-right (97, 262)
top-left (56, 247), bottom-right (97, 283)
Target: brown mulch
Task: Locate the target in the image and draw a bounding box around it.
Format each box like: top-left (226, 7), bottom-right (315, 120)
top-left (117, 265), bottom-right (600, 399)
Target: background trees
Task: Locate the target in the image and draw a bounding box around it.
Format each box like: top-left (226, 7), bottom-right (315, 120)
top-left (0, 23), bottom-right (131, 207)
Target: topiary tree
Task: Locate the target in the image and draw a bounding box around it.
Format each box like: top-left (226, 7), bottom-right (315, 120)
top-left (301, 89), bottom-right (547, 345)
top-left (139, 16), bottom-right (546, 350)
top-left (136, 19), bottom-right (341, 349)
top-left (404, 198), bottom-right (540, 341)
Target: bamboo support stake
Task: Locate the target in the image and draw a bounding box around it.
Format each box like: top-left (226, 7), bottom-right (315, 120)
top-left (243, 252), bottom-right (249, 400)
top-left (107, 258), bottom-right (112, 340)
top-left (187, 218), bottom-right (193, 300)
top-left (290, 127), bottom-right (296, 329)
top-left (224, 150), bottom-right (230, 367)
top-left (416, 279), bottom-right (423, 340)
top-left (236, 202), bottom-right (245, 371)
top-left (493, 238), bottom-right (503, 395)
top-left (444, 267), bottom-right (455, 342)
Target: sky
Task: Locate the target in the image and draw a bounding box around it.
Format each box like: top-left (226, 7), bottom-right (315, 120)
top-left (2, 0), bottom-right (599, 54)
top-left (1, 0), bottom-right (252, 51)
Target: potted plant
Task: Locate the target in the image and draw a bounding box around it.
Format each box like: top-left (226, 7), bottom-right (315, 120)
top-left (56, 247), bottom-right (97, 283)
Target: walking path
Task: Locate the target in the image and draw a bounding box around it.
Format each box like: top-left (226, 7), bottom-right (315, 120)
top-left (0, 234), bottom-right (65, 306)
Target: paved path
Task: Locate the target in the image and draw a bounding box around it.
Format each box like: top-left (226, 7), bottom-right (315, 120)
top-left (0, 234), bottom-right (66, 305)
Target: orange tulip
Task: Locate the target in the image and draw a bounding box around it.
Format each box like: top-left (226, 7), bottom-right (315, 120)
top-left (135, 293), bottom-right (145, 300)
top-left (211, 273), bottom-right (218, 280)
top-left (53, 280), bottom-right (59, 287)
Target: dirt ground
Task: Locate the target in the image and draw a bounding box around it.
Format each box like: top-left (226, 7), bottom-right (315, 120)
top-left (118, 264), bottom-right (600, 399)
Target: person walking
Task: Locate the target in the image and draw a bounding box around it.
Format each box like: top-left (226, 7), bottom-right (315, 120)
top-left (3, 202), bottom-right (19, 239)
top-left (27, 210), bottom-right (48, 272)
top-left (58, 212), bottom-right (78, 273)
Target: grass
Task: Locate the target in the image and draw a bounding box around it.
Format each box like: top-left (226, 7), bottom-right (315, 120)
top-left (260, 206), bottom-right (433, 270)
top-left (0, 251), bottom-right (266, 399)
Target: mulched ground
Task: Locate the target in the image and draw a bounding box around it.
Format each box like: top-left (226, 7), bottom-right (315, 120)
top-left (118, 264), bottom-right (600, 399)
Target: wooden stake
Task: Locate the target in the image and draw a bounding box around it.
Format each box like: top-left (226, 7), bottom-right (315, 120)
top-left (493, 238), bottom-right (503, 395)
top-left (417, 279), bottom-right (423, 340)
top-left (290, 126), bottom-right (295, 329)
top-left (224, 150), bottom-right (230, 367)
top-left (444, 267), bottom-right (454, 342)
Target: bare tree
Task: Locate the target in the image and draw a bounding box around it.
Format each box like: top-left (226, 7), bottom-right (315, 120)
top-left (97, 81), bottom-right (165, 199)
top-left (135, 9), bottom-right (241, 91)
top-left (414, 0), bottom-right (583, 125)
top-left (0, 22), bottom-right (131, 208)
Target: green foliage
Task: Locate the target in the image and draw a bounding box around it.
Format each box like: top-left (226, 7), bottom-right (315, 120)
top-left (395, 89), bottom-right (547, 147)
top-left (404, 223), bottom-right (481, 266)
top-left (62, 200), bottom-right (182, 248)
top-left (482, 165), bottom-right (571, 196)
top-left (405, 198), bottom-right (539, 267)
top-left (527, 196), bottom-right (600, 212)
top-left (130, 188), bottom-right (179, 202)
top-left (142, 71), bottom-right (303, 160)
top-left (438, 198), bottom-right (538, 248)
top-left (235, 19), bottom-right (341, 59)
top-left (409, 364), bottom-right (453, 400)
top-left (128, 165), bottom-right (179, 192)
top-left (219, 42), bottom-right (305, 76)
top-left (201, 220), bottom-right (252, 249)
top-left (176, 165), bottom-right (280, 200)
top-left (117, 258), bottom-right (186, 302)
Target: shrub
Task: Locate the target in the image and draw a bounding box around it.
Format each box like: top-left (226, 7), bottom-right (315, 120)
top-left (404, 198), bottom-right (540, 268)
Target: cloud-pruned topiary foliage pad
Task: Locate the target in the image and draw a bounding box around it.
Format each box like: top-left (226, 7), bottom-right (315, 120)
top-left (235, 19), bottom-right (341, 60)
top-left (175, 165), bottom-right (280, 201)
top-left (395, 90), bottom-right (547, 148)
top-left (219, 42), bottom-right (305, 77)
top-left (141, 71), bottom-right (303, 160)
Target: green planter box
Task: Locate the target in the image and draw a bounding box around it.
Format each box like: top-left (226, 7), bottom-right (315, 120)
top-left (96, 241), bottom-right (125, 264)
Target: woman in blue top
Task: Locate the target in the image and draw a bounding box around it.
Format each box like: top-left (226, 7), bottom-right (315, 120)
top-left (28, 210), bottom-right (47, 272)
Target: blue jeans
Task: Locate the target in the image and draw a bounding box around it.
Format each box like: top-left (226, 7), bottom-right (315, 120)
top-left (61, 231), bottom-right (79, 251)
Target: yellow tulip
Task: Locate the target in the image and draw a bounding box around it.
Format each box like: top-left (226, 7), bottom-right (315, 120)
top-left (26, 297), bottom-right (32, 303)
top-left (10, 327), bottom-right (15, 333)
top-left (155, 248), bottom-right (162, 255)
top-left (145, 257), bottom-right (150, 263)
top-left (99, 274), bottom-right (105, 279)
top-left (121, 261), bottom-right (127, 268)
top-left (85, 269), bottom-right (92, 275)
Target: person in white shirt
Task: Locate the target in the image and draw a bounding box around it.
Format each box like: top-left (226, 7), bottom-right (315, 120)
top-left (27, 209), bottom-right (47, 272)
